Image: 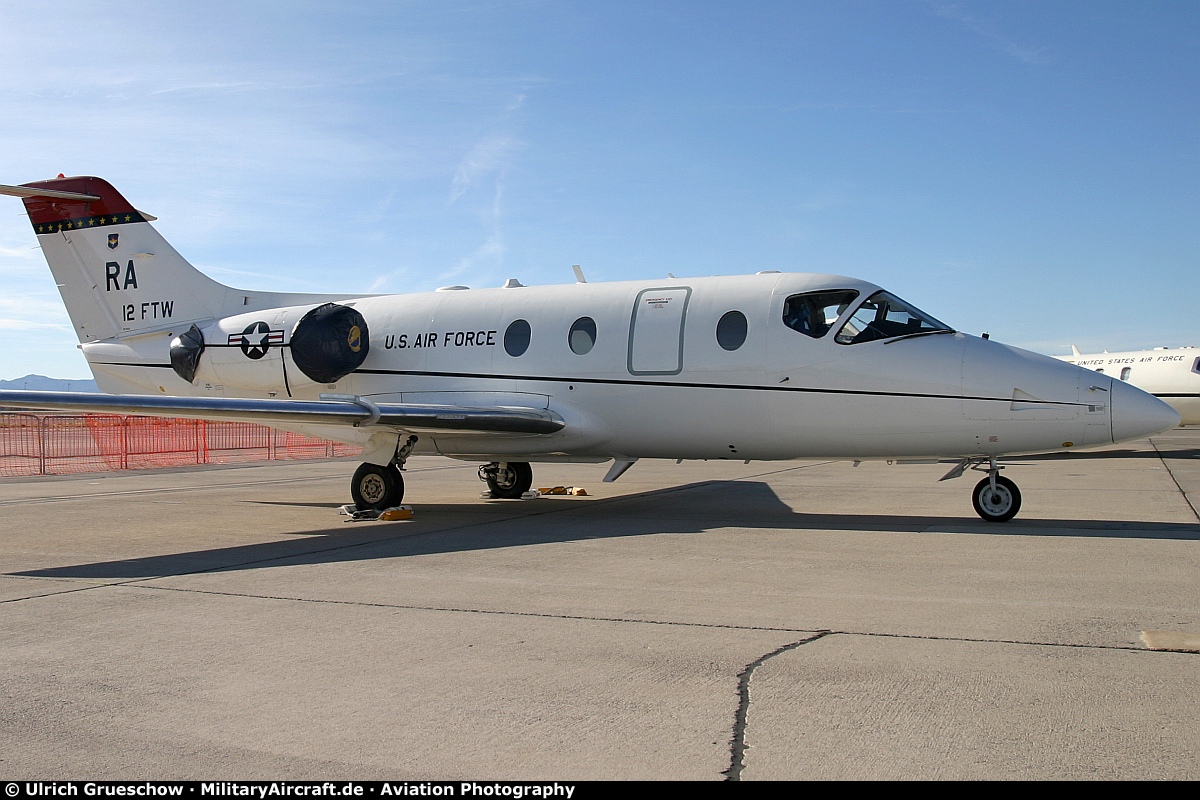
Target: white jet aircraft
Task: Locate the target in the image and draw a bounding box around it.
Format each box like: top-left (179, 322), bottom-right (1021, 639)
top-left (0, 176), bottom-right (1181, 522)
top-left (1057, 345), bottom-right (1200, 426)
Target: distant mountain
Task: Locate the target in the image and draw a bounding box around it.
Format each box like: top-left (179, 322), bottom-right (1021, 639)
top-left (0, 374), bottom-right (99, 392)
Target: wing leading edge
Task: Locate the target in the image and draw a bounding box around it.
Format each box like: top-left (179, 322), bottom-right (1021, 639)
top-left (0, 390), bottom-right (565, 435)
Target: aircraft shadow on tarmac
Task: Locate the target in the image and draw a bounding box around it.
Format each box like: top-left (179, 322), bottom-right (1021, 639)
top-left (13, 480), bottom-right (1200, 581)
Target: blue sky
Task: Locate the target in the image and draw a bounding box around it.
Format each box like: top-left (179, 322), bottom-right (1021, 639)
top-left (0, 1), bottom-right (1196, 379)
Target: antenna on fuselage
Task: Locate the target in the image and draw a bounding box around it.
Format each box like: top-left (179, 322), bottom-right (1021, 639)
top-left (572, 264), bottom-right (586, 283)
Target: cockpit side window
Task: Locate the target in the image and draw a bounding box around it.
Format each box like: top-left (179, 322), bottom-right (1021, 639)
top-left (835, 291), bottom-right (953, 345)
top-left (782, 290), bottom-right (858, 339)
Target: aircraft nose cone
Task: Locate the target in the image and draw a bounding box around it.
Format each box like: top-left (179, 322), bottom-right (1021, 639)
top-left (1110, 379), bottom-right (1181, 443)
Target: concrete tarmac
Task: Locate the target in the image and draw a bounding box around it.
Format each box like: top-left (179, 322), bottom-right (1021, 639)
top-left (1, 430), bottom-right (1198, 780)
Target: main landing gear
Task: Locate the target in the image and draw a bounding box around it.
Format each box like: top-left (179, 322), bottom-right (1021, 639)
top-left (479, 461), bottom-right (534, 499)
top-left (351, 462), bottom-right (405, 510)
top-left (351, 434), bottom-right (417, 511)
top-left (349, 451), bottom-right (537, 509)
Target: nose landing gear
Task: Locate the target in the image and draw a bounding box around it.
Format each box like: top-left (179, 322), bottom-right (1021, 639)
top-left (479, 461), bottom-right (534, 499)
top-left (971, 473), bottom-right (1021, 523)
top-left (941, 455), bottom-right (1023, 522)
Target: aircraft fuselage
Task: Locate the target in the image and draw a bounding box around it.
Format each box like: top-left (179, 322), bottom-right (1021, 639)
top-left (86, 271), bottom-right (1149, 463)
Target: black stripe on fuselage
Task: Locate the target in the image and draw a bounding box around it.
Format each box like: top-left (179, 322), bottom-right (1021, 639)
top-left (85, 361), bottom-right (1088, 408)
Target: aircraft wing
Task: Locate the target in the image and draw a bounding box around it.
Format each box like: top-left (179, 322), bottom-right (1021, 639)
top-left (0, 390), bottom-right (565, 435)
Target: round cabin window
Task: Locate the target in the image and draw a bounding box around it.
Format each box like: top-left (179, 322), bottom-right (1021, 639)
top-left (569, 317), bottom-right (597, 355)
top-left (504, 319), bottom-right (531, 357)
top-left (716, 310), bottom-right (748, 351)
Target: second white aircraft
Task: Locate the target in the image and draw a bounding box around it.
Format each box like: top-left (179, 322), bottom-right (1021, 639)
top-left (1057, 346), bottom-right (1200, 426)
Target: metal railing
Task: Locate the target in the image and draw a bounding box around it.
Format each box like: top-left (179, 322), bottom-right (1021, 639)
top-left (0, 413), bottom-right (362, 477)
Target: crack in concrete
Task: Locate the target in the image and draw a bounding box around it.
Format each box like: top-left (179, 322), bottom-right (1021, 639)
top-left (718, 624), bottom-right (1198, 781)
top-left (723, 633), bottom-right (831, 781)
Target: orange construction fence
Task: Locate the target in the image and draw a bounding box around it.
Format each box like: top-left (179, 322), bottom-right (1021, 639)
top-left (0, 413), bottom-right (362, 477)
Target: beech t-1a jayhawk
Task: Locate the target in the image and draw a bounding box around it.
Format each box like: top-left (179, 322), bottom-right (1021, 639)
top-left (0, 176), bottom-right (1181, 522)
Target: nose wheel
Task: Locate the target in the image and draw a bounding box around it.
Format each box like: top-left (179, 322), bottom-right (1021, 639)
top-left (971, 474), bottom-right (1021, 522)
top-left (351, 462), bottom-right (405, 511)
top-left (480, 461), bottom-right (533, 499)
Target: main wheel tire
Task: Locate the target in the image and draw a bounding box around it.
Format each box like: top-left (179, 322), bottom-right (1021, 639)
top-left (971, 475), bottom-right (1021, 522)
top-left (351, 463), bottom-right (405, 511)
top-left (485, 461), bottom-right (533, 499)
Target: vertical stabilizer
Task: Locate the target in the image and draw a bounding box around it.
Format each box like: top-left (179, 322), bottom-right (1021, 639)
top-left (10, 176), bottom-right (234, 342)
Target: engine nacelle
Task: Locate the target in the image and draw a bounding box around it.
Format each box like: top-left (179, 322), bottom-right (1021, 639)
top-left (289, 303), bottom-right (371, 383)
top-left (170, 302), bottom-right (369, 392)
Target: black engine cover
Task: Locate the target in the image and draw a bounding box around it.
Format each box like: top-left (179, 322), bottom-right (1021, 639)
top-left (289, 303), bottom-right (369, 384)
top-left (169, 324), bottom-right (205, 383)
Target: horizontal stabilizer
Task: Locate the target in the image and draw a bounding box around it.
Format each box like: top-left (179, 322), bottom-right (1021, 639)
top-left (0, 390), bottom-right (565, 435)
top-left (0, 183), bottom-right (100, 201)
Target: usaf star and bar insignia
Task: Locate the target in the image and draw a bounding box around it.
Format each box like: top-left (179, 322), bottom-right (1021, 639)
top-left (228, 321), bottom-right (285, 360)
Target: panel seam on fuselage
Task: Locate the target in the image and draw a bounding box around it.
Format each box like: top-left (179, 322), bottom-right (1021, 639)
top-left (83, 361), bottom-right (1091, 407)
top-left (353, 368), bottom-right (1082, 406)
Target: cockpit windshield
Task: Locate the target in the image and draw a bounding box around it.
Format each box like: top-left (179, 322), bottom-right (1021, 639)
top-left (782, 290), bottom-right (859, 339)
top-left (834, 291), bottom-right (953, 345)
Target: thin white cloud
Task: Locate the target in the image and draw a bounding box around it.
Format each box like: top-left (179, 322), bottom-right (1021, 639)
top-left (800, 192), bottom-right (854, 212)
top-left (367, 273), bottom-right (396, 293)
top-left (0, 318), bottom-right (70, 331)
top-left (450, 135), bottom-right (519, 204)
top-left (441, 231), bottom-right (506, 285)
top-left (0, 293), bottom-right (70, 316)
top-left (0, 244), bottom-right (42, 275)
top-left (148, 82), bottom-right (260, 96)
top-left (199, 264), bottom-right (335, 291)
top-left (506, 92), bottom-right (527, 113)
top-left (928, 2), bottom-right (1050, 65)
top-left (364, 265), bottom-right (425, 294)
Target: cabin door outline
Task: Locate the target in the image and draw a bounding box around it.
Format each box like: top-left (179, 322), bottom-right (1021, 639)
top-left (627, 286), bottom-right (692, 375)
